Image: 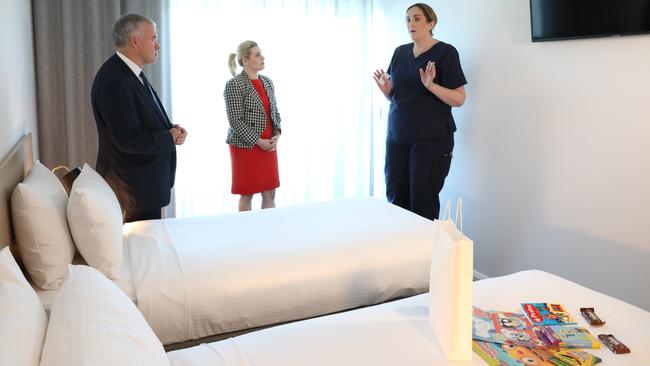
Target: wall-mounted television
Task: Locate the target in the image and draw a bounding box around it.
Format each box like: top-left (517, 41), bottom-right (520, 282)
top-left (530, 0), bottom-right (650, 42)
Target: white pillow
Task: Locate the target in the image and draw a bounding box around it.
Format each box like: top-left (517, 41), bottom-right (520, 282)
top-left (39, 265), bottom-right (169, 366)
top-left (67, 164), bottom-right (122, 279)
top-left (0, 246), bottom-right (48, 366)
top-left (11, 160), bottom-right (76, 289)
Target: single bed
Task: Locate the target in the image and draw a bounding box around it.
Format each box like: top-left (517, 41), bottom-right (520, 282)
top-left (167, 270), bottom-right (650, 366)
top-left (1, 133), bottom-right (435, 346)
top-left (6, 246), bottom-right (648, 366)
top-left (125, 197), bottom-right (433, 345)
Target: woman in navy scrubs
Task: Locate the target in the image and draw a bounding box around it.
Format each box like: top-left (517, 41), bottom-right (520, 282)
top-left (373, 3), bottom-right (466, 220)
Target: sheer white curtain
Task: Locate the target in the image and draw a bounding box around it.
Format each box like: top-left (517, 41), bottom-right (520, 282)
top-left (169, 0), bottom-right (389, 217)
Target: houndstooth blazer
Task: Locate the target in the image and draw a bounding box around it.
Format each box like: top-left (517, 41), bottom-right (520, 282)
top-left (224, 72), bottom-right (281, 149)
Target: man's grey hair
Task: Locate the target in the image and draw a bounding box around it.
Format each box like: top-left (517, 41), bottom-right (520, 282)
top-left (113, 14), bottom-right (156, 48)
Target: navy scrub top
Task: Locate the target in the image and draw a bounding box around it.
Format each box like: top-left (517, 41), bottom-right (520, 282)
top-left (386, 41), bottom-right (467, 143)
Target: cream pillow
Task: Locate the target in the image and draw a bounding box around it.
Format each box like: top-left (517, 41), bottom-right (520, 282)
top-left (67, 164), bottom-right (123, 279)
top-left (11, 160), bottom-right (76, 289)
top-left (0, 246), bottom-right (48, 366)
top-left (39, 265), bottom-right (169, 366)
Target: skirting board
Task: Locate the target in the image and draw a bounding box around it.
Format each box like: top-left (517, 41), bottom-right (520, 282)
top-left (473, 270), bottom-right (489, 281)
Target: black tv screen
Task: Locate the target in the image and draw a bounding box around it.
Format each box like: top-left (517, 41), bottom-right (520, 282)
top-left (530, 0), bottom-right (650, 42)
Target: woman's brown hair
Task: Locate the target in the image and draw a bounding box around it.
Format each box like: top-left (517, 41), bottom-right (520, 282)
top-left (407, 3), bottom-right (437, 35)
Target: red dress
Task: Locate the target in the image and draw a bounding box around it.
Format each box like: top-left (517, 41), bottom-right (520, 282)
top-left (229, 79), bottom-right (280, 194)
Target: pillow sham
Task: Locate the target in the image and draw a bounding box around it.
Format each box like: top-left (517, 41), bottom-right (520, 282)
top-left (0, 246), bottom-right (48, 366)
top-left (10, 160), bottom-right (76, 289)
top-left (67, 164), bottom-right (122, 279)
top-left (39, 265), bottom-right (169, 366)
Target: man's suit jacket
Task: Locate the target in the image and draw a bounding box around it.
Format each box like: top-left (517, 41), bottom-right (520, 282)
top-left (91, 53), bottom-right (176, 213)
top-left (224, 72), bottom-right (281, 148)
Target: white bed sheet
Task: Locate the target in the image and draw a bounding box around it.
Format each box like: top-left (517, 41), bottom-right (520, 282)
top-left (167, 270), bottom-right (650, 366)
top-left (34, 240), bottom-right (136, 311)
top-left (124, 198), bottom-right (434, 345)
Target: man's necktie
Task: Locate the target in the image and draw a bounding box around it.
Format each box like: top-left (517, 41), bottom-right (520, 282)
top-left (139, 71), bottom-right (165, 118)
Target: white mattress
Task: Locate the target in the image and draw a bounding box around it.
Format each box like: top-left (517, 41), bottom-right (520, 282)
top-left (167, 270), bottom-right (650, 366)
top-left (124, 198), bottom-right (434, 345)
top-left (33, 242), bottom-right (136, 311)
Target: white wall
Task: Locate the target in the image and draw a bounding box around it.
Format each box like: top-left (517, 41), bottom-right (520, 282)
top-left (0, 0), bottom-right (38, 158)
top-left (378, 0), bottom-right (650, 310)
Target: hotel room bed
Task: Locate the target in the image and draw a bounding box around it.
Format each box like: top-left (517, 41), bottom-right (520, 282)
top-left (6, 247), bottom-right (649, 366)
top-left (123, 197), bottom-right (433, 344)
top-left (3, 134), bottom-right (434, 346)
top-left (166, 270), bottom-right (650, 366)
top-left (6, 248), bottom-right (649, 366)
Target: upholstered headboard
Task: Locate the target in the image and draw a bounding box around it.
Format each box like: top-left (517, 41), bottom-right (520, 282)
top-left (0, 133), bottom-right (33, 250)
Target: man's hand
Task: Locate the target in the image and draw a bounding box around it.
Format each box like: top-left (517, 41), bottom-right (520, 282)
top-left (171, 124), bottom-right (188, 145)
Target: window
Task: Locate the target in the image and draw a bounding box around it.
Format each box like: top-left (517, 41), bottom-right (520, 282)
top-left (170, 0), bottom-right (388, 216)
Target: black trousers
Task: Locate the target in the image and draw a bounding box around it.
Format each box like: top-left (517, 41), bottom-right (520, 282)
top-left (385, 138), bottom-right (453, 220)
top-left (123, 207), bottom-right (161, 223)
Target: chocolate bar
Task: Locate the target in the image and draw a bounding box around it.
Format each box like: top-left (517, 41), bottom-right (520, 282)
top-left (598, 334), bottom-right (630, 354)
top-left (580, 307), bottom-right (605, 326)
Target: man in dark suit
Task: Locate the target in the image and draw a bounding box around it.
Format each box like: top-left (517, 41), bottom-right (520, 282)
top-left (91, 14), bottom-right (187, 223)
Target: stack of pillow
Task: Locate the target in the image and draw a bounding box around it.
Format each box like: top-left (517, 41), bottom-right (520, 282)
top-left (0, 246), bottom-right (169, 366)
top-left (4, 161), bottom-right (167, 364)
top-left (10, 162), bottom-right (124, 289)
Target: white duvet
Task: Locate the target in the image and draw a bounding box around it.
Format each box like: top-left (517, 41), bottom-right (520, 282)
top-left (124, 198), bottom-right (434, 345)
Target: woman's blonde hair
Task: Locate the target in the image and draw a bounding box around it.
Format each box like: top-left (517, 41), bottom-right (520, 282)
top-left (228, 40), bottom-right (259, 76)
top-left (407, 3), bottom-right (438, 35)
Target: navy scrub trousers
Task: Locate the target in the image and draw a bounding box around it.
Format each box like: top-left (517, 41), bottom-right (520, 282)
top-left (385, 137), bottom-right (453, 220)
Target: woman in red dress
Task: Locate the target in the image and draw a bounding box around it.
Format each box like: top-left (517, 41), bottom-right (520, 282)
top-left (224, 41), bottom-right (281, 211)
